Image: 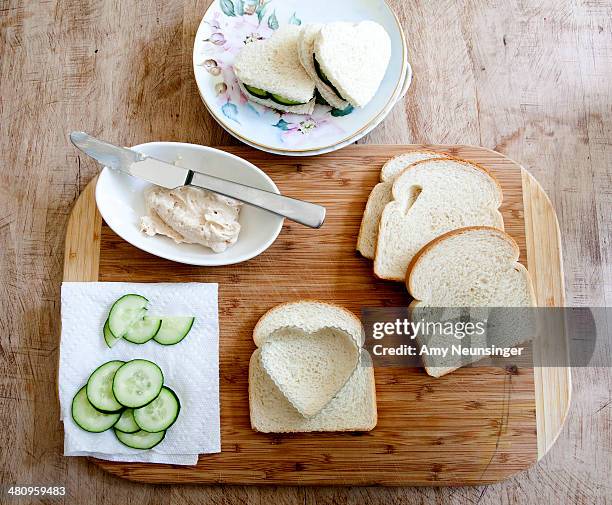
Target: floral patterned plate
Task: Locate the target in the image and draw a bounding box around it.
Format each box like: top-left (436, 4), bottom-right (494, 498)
top-left (193, 0), bottom-right (408, 155)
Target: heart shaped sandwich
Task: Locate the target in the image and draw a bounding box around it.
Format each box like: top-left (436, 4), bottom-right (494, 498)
top-left (311, 21), bottom-right (392, 108)
top-left (234, 25), bottom-right (316, 114)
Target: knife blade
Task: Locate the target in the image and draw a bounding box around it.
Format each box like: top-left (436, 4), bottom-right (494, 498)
top-left (69, 132), bottom-right (326, 228)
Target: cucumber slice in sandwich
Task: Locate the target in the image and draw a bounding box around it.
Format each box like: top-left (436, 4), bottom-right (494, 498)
top-left (114, 428), bottom-right (166, 449)
top-left (243, 84), bottom-right (308, 107)
top-left (313, 56), bottom-right (346, 102)
top-left (103, 319), bottom-right (121, 348)
top-left (133, 387), bottom-right (180, 432)
top-left (244, 84), bottom-right (269, 99)
top-left (112, 359), bottom-right (164, 408)
top-left (124, 316), bottom-right (162, 344)
top-left (72, 387), bottom-right (122, 433)
top-left (114, 408), bottom-right (140, 433)
top-left (108, 294), bottom-right (149, 338)
top-left (153, 317), bottom-right (195, 345)
top-left (86, 360), bottom-right (125, 412)
top-left (269, 94), bottom-right (308, 106)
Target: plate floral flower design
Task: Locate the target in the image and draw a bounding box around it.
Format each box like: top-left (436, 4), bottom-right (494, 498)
top-left (193, 0), bottom-right (407, 153)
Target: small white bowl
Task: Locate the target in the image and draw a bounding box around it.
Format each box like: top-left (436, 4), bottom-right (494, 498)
top-left (95, 142), bottom-right (284, 266)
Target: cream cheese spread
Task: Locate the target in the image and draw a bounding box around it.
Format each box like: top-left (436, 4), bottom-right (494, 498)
top-left (140, 185), bottom-right (242, 253)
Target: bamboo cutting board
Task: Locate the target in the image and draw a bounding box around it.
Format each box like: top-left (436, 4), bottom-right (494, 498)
top-left (63, 145), bottom-right (570, 486)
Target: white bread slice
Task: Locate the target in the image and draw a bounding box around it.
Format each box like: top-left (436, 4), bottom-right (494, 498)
top-left (253, 300), bottom-right (364, 348)
top-left (314, 21), bottom-right (391, 108)
top-left (407, 227), bottom-right (536, 377)
top-left (298, 24), bottom-right (350, 110)
top-left (236, 80), bottom-right (315, 114)
top-left (249, 301), bottom-right (377, 432)
top-left (374, 158), bottom-right (504, 281)
top-left (260, 326), bottom-right (360, 417)
top-left (250, 349), bottom-right (377, 433)
top-left (234, 25), bottom-right (315, 108)
top-left (357, 151), bottom-right (445, 259)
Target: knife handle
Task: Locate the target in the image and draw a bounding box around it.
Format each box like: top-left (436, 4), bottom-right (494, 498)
top-left (189, 171), bottom-right (326, 229)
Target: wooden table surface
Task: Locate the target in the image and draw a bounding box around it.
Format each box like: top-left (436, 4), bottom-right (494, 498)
top-left (1, 0), bottom-right (610, 503)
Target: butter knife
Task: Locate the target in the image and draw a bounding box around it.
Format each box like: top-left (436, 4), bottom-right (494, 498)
top-left (69, 132), bottom-right (326, 228)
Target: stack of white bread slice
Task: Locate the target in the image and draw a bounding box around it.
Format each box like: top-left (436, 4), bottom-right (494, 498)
top-left (249, 301), bottom-right (377, 433)
top-left (357, 152), bottom-right (536, 377)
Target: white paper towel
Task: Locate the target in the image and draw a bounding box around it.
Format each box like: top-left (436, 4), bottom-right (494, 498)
top-left (59, 282), bottom-right (220, 466)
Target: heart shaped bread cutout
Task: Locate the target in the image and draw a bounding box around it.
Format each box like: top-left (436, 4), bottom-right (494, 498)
top-left (314, 21), bottom-right (391, 107)
top-left (260, 325), bottom-right (360, 418)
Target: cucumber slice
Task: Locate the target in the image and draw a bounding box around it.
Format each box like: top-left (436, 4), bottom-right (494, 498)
top-left (124, 316), bottom-right (161, 344)
top-left (103, 319), bottom-right (121, 348)
top-left (112, 359), bottom-right (164, 408)
top-left (72, 387), bottom-right (121, 433)
top-left (133, 387), bottom-right (180, 432)
top-left (114, 408), bottom-right (140, 433)
top-left (86, 360), bottom-right (125, 412)
top-left (313, 56), bottom-right (346, 101)
top-left (108, 294), bottom-right (149, 338)
top-left (114, 428), bottom-right (166, 449)
top-left (244, 84), bottom-right (269, 99)
top-left (269, 93), bottom-right (308, 106)
top-left (153, 317), bottom-right (195, 345)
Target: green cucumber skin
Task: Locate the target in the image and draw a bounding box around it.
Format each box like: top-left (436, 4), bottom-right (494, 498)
top-left (71, 387), bottom-right (122, 433)
top-left (313, 55), bottom-right (347, 102)
top-left (108, 294), bottom-right (149, 338)
top-left (112, 359), bottom-right (164, 408)
top-left (114, 409), bottom-right (140, 434)
top-left (243, 84), bottom-right (309, 107)
top-left (86, 360), bottom-right (125, 413)
top-left (113, 428), bottom-right (166, 450)
top-left (244, 84), bottom-right (269, 99)
top-left (153, 317), bottom-right (195, 346)
top-left (133, 387), bottom-right (181, 433)
top-left (123, 317), bottom-right (162, 345)
top-left (103, 319), bottom-right (122, 348)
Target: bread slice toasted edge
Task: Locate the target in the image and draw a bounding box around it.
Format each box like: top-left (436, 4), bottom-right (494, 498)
top-left (372, 157), bottom-right (505, 281)
top-left (237, 80), bottom-right (316, 115)
top-left (298, 24), bottom-right (350, 110)
top-left (405, 226), bottom-right (536, 378)
top-left (356, 150), bottom-right (448, 259)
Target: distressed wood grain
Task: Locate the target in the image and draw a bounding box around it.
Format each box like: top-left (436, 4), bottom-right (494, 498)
top-left (0, 0), bottom-right (610, 503)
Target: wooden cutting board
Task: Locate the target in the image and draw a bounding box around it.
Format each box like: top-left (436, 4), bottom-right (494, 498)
top-left (63, 145), bottom-right (570, 486)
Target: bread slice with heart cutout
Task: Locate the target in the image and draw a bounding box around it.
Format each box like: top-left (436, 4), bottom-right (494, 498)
top-left (260, 325), bottom-right (360, 418)
top-left (249, 301), bottom-right (377, 433)
top-left (314, 21), bottom-right (391, 108)
top-left (374, 158), bottom-right (505, 281)
top-left (406, 226), bottom-right (536, 377)
top-left (357, 150), bottom-right (445, 259)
